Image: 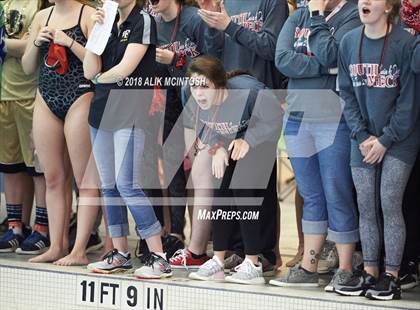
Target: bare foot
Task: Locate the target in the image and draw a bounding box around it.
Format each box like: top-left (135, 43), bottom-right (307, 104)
top-left (54, 252), bottom-right (89, 266)
top-left (286, 244), bottom-right (304, 268)
top-left (29, 248), bottom-right (66, 263)
top-left (276, 256), bottom-right (283, 271)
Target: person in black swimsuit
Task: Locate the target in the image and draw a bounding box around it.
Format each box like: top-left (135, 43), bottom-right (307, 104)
top-left (21, 0), bottom-right (100, 266)
top-left (37, 4), bottom-right (93, 120)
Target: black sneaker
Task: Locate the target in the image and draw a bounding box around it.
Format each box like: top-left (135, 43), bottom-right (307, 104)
top-left (136, 235), bottom-right (184, 263)
top-left (335, 270), bottom-right (376, 296)
top-left (365, 273), bottom-right (401, 301)
top-left (400, 273), bottom-right (418, 290)
top-left (400, 261), bottom-right (418, 290)
top-left (86, 232), bottom-right (104, 254)
top-left (162, 234), bottom-right (184, 259)
top-left (135, 238), bottom-right (150, 263)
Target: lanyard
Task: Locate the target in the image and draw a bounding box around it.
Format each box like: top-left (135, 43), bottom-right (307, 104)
top-left (326, 0), bottom-right (347, 22)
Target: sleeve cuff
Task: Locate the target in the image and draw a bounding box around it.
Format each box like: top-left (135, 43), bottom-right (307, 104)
top-left (224, 21), bottom-right (240, 38)
top-left (378, 134), bottom-right (393, 149)
top-left (355, 130), bottom-right (371, 145)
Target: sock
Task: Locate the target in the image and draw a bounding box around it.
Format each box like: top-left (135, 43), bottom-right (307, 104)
top-left (118, 251), bottom-right (130, 258)
top-left (190, 250), bottom-right (206, 259)
top-left (6, 204), bottom-right (23, 235)
top-left (34, 206), bottom-right (49, 237)
top-left (212, 255), bottom-right (224, 267)
top-left (299, 265), bottom-right (315, 274)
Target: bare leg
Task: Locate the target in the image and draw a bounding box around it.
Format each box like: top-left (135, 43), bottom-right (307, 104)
top-left (286, 190), bottom-right (304, 267)
top-left (29, 95), bottom-right (68, 263)
top-left (188, 144), bottom-right (213, 255)
top-left (54, 93), bottom-right (100, 266)
top-left (21, 174), bottom-right (34, 226)
top-left (301, 234), bottom-right (326, 272)
top-left (336, 243), bottom-right (355, 272)
top-left (4, 172), bottom-right (28, 230)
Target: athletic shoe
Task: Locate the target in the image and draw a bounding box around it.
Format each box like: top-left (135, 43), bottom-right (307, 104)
top-left (136, 235), bottom-right (184, 263)
top-left (335, 270), bottom-right (376, 296)
top-left (224, 253), bottom-right (244, 271)
top-left (324, 269), bottom-right (353, 292)
top-left (162, 234), bottom-right (184, 259)
top-left (317, 240), bottom-right (338, 274)
top-left (170, 248), bottom-right (209, 270)
top-left (189, 256), bottom-right (225, 281)
top-left (134, 253), bottom-right (172, 279)
top-left (225, 258), bottom-right (265, 285)
top-left (269, 265), bottom-right (319, 287)
top-left (16, 231), bottom-right (50, 255)
top-left (225, 254), bottom-right (275, 277)
top-left (0, 229), bottom-right (24, 253)
top-left (400, 273), bottom-right (418, 290)
top-left (68, 222), bottom-right (103, 254)
top-left (400, 261), bottom-right (418, 290)
top-left (365, 273), bottom-right (401, 301)
top-left (87, 249), bottom-right (133, 274)
top-left (259, 254), bottom-right (276, 277)
top-left (86, 232), bottom-right (103, 254)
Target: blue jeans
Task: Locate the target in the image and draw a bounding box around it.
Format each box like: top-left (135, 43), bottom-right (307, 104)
top-left (90, 126), bottom-right (161, 239)
top-left (284, 118), bottom-right (359, 244)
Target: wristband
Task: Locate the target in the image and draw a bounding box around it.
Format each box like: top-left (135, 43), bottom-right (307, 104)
top-left (69, 38), bottom-right (75, 49)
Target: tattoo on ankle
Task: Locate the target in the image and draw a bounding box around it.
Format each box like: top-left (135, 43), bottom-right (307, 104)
top-left (309, 249), bottom-right (319, 265)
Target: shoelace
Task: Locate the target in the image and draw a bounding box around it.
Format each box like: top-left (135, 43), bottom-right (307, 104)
top-left (234, 260), bottom-right (254, 275)
top-left (201, 258), bottom-right (221, 274)
top-left (103, 249), bottom-right (119, 265)
top-left (171, 249), bottom-right (188, 269)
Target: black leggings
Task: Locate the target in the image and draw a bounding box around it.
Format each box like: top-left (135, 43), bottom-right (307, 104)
top-left (212, 142), bottom-right (277, 256)
top-left (401, 151), bottom-right (420, 272)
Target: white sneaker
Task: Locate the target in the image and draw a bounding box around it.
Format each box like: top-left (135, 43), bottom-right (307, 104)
top-left (189, 256), bottom-right (225, 281)
top-left (225, 258), bottom-right (265, 285)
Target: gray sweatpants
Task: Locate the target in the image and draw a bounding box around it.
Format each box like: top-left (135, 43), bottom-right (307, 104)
top-left (351, 155), bottom-right (413, 272)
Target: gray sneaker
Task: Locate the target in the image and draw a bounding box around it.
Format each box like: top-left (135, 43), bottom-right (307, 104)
top-left (225, 258), bottom-right (265, 285)
top-left (189, 256), bottom-right (225, 281)
top-left (134, 253), bottom-right (172, 279)
top-left (224, 253), bottom-right (244, 271)
top-left (317, 240), bottom-right (339, 274)
top-left (269, 265), bottom-right (319, 287)
top-left (259, 255), bottom-right (276, 277)
top-left (87, 249), bottom-right (133, 274)
top-left (325, 269), bottom-right (353, 292)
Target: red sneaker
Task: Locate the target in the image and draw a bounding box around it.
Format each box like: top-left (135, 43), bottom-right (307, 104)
top-left (169, 249), bottom-right (209, 269)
